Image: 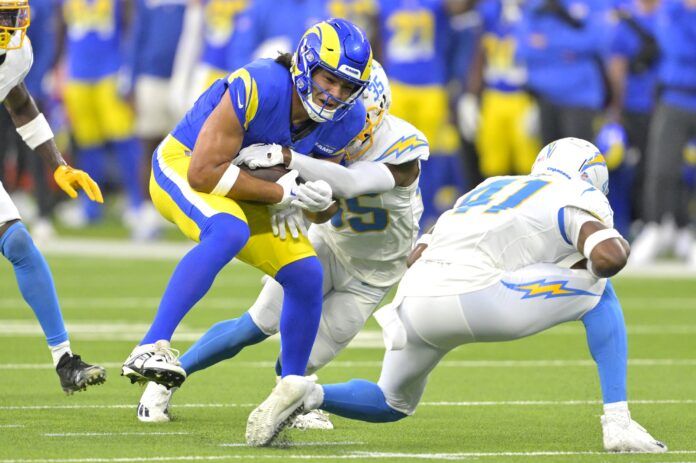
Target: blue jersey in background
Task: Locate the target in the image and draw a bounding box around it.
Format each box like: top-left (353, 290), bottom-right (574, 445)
top-left (378, 0), bottom-right (451, 86)
top-left (62, 0), bottom-right (123, 80)
top-left (609, 2), bottom-right (659, 114)
top-left (130, 0), bottom-right (186, 80)
top-left (26, 0), bottom-right (56, 101)
top-left (516, 0), bottom-right (611, 109)
top-left (656, 0), bottom-right (696, 112)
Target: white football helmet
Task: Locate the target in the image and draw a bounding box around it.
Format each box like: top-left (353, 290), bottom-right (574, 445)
top-left (346, 60), bottom-right (391, 161)
top-left (531, 137), bottom-right (609, 195)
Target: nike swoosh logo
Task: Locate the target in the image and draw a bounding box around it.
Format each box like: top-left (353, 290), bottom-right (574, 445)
top-left (237, 91), bottom-right (244, 109)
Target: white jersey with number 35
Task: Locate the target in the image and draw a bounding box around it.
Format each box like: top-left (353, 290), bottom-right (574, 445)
top-left (399, 174), bottom-right (614, 297)
top-left (0, 34), bottom-right (33, 101)
top-left (314, 114), bottom-right (430, 287)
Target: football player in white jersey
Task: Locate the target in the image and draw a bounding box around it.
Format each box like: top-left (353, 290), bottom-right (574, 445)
top-left (249, 137), bottom-right (668, 453)
top-left (135, 61), bottom-right (429, 433)
top-left (0, 1), bottom-right (105, 393)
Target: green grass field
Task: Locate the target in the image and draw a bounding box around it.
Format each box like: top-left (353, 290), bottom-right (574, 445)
top-left (0, 252), bottom-right (694, 463)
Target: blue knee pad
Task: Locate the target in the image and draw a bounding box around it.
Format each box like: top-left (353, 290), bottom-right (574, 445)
top-left (275, 256), bottom-right (323, 377)
top-left (322, 379), bottom-right (407, 423)
top-left (582, 280), bottom-right (627, 404)
top-left (0, 222), bottom-right (68, 346)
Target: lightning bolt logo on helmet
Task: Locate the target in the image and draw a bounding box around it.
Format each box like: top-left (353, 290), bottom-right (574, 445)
top-left (531, 137), bottom-right (610, 195)
top-left (0, 0), bottom-right (29, 51)
top-left (291, 18), bottom-right (373, 123)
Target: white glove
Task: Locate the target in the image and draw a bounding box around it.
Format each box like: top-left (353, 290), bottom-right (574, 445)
top-left (233, 143), bottom-right (284, 169)
top-left (457, 93), bottom-right (479, 142)
top-left (292, 180), bottom-right (334, 213)
top-left (270, 206), bottom-right (308, 240)
top-left (272, 170), bottom-right (300, 210)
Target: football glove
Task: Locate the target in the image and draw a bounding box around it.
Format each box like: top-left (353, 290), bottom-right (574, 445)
top-left (271, 170), bottom-right (300, 210)
top-left (53, 165), bottom-right (104, 203)
top-left (233, 143), bottom-right (284, 169)
top-left (292, 180), bottom-right (334, 213)
top-left (270, 206), bottom-right (308, 240)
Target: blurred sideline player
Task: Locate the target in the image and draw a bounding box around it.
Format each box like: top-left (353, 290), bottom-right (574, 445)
top-left (0, 0), bottom-right (106, 393)
top-left (136, 62), bottom-right (429, 437)
top-left (459, 0), bottom-right (540, 178)
top-left (169, 0), bottom-right (251, 117)
top-left (120, 20), bottom-right (372, 423)
top-left (129, 0), bottom-right (185, 208)
top-left (376, 0), bottom-right (468, 227)
top-left (58, 0), bottom-right (146, 235)
top-left (600, 0), bottom-right (660, 238)
top-left (257, 138), bottom-right (668, 454)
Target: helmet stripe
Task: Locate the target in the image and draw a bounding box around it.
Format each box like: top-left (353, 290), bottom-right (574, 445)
top-left (316, 22), bottom-right (341, 69)
top-left (360, 48), bottom-right (373, 81)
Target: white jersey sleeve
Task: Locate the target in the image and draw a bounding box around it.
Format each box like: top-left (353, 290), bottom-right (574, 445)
top-left (0, 35), bottom-right (33, 102)
top-left (314, 114), bottom-right (429, 287)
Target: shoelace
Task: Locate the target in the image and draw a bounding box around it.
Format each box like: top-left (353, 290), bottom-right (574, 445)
top-left (156, 345), bottom-right (181, 363)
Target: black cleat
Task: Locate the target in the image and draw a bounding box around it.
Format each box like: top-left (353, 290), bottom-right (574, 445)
top-left (56, 353), bottom-right (106, 395)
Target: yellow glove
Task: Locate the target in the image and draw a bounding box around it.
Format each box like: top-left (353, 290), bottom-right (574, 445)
top-left (53, 165), bottom-right (104, 203)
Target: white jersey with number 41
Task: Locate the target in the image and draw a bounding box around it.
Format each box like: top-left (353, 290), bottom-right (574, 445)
top-left (314, 114), bottom-right (430, 288)
top-left (399, 174), bottom-right (615, 297)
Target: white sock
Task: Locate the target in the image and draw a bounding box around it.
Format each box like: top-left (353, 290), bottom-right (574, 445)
top-left (50, 341), bottom-right (72, 367)
top-left (603, 401), bottom-right (629, 416)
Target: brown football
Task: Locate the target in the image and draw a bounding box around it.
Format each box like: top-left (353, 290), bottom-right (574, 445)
top-left (238, 164), bottom-right (292, 182)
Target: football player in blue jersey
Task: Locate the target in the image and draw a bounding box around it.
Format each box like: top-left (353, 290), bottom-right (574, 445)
top-left (121, 19), bottom-right (372, 427)
top-left (58, 0), bottom-right (147, 235)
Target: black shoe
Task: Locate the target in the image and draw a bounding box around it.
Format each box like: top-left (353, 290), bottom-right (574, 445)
top-left (56, 353), bottom-right (106, 394)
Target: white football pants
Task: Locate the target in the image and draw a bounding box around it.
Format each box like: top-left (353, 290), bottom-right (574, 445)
top-left (249, 227), bottom-right (391, 374)
top-left (0, 180), bottom-right (21, 227)
top-left (377, 263), bottom-right (608, 415)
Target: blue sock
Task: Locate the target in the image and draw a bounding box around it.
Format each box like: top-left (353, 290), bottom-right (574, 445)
top-left (78, 145), bottom-right (107, 222)
top-left (111, 138), bottom-right (144, 208)
top-left (275, 256), bottom-right (323, 377)
top-left (322, 379), bottom-right (407, 423)
top-left (0, 222), bottom-right (68, 346)
top-left (180, 313), bottom-right (268, 375)
top-left (140, 214), bottom-right (250, 344)
top-left (581, 280), bottom-right (628, 404)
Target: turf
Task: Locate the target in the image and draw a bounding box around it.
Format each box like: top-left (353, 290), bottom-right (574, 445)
top-left (0, 255), bottom-right (694, 463)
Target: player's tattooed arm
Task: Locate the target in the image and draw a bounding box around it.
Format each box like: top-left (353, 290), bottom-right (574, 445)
top-left (3, 83), bottom-right (66, 171)
top-left (576, 221), bottom-right (630, 278)
top-left (188, 88), bottom-right (287, 204)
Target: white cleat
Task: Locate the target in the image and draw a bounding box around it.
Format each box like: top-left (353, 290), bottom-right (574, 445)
top-left (601, 412), bottom-right (667, 453)
top-left (137, 382), bottom-right (175, 423)
top-left (246, 375), bottom-right (314, 446)
top-left (121, 340), bottom-right (186, 388)
top-left (289, 409), bottom-right (334, 430)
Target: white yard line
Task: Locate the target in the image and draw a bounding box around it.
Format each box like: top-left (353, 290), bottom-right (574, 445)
top-left (3, 358), bottom-right (696, 370)
top-left (43, 432), bottom-right (191, 437)
top-left (220, 442), bottom-right (364, 448)
top-left (0, 424), bottom-right (24, 428)
top-left (2, 451), bottom-right (696, 463)
top-left (2, 399), bottom-right (694, 412)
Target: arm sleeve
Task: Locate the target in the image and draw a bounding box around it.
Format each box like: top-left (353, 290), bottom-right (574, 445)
top-left (290, 155), bottom-right (396, 198)
top-left (563, 206), bottom-right (604, 248)
top-left (169, 1), bottom-right (204, 117)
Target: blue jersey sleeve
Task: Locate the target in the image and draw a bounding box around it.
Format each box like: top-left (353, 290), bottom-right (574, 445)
top-left (609, 20), bottom-right (636, 58)
top-left (227, 67), bottom-right (262, 131)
